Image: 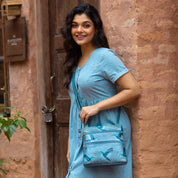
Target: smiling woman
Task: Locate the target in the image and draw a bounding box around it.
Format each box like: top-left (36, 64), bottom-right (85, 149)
top-left (61, 3), bottom-right (140, 178)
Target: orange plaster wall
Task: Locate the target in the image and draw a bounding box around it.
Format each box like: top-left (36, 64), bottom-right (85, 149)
top-left (100, 0), bottom-right (178, 177)
top-left (0, 0), bottom-right (41, 177)
top-left (136, 0), bottom-right (178, 177)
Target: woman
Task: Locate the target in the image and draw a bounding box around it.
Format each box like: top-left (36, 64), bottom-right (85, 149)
top-left (61, 3), bottom-right (140, 178)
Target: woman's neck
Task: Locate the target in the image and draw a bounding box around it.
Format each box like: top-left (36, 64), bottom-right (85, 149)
top-left (78, 44), bottom-right (96, 68)
top-left (81, 44), bottom-right (96, 58)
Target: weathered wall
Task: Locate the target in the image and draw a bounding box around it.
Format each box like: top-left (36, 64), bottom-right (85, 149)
top-left (136, 0), bottom-right (178, 177)
top-left (0, 0), bottom-right (41, 177)
top-left (100, 0), bottom-right (178, 178)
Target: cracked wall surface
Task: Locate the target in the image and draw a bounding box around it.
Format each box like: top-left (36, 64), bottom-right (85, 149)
top-left (101, 0), bottom-right (178, 177)
top-left (0, 0), bottom-right (41, 177)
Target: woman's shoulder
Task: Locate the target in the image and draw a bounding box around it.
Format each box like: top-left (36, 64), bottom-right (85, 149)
top-left (95, 47), bottom-right (115, 54)
top-left (95, 48), bottom-right (118, 59)
top-left (95, 48), bottom-right (119, 62)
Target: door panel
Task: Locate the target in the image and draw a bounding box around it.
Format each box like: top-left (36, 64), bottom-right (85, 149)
top-left (53, 52), bottom-right (68, 98)
top-left (48, 1), bottom-right (99, 177)
top-left (54, 126), bottom-right (69, 178)
top-left (55, 99), bottom-right (71, 124)
top-left (56, 0), bottom-right (79, 33)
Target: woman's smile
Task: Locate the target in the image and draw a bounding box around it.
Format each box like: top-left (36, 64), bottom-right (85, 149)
top-left (76, 34), bottom-right (87, 40)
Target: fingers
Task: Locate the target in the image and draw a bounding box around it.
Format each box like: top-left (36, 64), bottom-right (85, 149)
top-left (80, 108), bottom-right (90, 124)
top-left (80, 112), bottom-right (89, 124)
top-left (79, 105), bottom-right (99, 124)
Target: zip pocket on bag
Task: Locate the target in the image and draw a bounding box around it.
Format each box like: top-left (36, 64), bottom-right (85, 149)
top-left (84, 140), bottom-right (121, 145)
top-left (83, 130), bottom-right (124, 143)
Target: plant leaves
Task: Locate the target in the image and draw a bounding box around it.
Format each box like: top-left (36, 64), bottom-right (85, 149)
top-left (9, 125), bottom-right (17, 136)
top-left (20, 116), bottom-right (27, 121)
top-left (3, 126), bottom-right (8, 132)
top-left (0, 160), bottom-right (3, 166)
top-left (4, 131), bottom-right (11, 141)
top-left (25, 126), bottom-right (31, 132)
top-left (0, 160), bottom-right (10, 166)
top-left (0, 167), bottom-right (7, 175)
top-left (0, 114), bottom-right (3, 119)
top-left (15, 120), bottom-right (26, 129)
top-left (0, 107), bottom-right (13, 110)
top-left (3, 125), bottom-right (17, 141)
top-left (0, 107), bottom-right (30, 142)
top-left (0, 160), bottom-right (10, 175)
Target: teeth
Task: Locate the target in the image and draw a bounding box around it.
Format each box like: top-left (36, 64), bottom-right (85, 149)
top-left (77, 34), bottom-right (85, 37)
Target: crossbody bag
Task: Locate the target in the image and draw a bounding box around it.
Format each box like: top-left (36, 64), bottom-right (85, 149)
top-left (72, 71), bottom-right (127, 167)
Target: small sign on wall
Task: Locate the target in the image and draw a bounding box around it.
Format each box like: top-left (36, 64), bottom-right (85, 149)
top-left (5, 17), bottom-right (27, 62)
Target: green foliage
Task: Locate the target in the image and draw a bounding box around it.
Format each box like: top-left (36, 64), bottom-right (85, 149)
top-left (0, 160), bottom-right (10, 175)
top-left (0, 110), bottom-right (30, 141)
top-left (0, 107), bottom-right (30, 175)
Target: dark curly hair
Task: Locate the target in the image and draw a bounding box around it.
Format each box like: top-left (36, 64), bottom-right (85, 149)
top-left (61, 3), bottom-right (109, 88)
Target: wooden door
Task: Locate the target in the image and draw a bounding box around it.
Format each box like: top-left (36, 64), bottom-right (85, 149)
top-left (48, 1), bottom-right (99, 177)
top-left (0, 24), bottom-right (4, 106)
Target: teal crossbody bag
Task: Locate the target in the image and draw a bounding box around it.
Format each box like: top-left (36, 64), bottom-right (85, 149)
top-left (72, 71), bottom-right (127, 167)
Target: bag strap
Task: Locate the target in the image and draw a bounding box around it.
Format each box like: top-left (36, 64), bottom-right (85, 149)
top-left (72, 71), bottom-right (121, 126)
top-left (72, 71), bottom-right (82, 110)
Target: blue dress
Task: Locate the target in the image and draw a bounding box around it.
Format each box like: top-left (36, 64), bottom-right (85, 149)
top-left (66, 48), bottom-right (132, 178)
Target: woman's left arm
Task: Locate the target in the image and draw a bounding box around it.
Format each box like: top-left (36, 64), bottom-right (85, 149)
top-left (79, 72), bottom-right (140, 124)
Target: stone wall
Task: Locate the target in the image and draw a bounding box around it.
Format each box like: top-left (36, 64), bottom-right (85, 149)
top-left (100, 0), bottom-right (178, 177)
top-left (136, 0), bottom-right (178, 177)
top-left (0, 0), bottom-right (41, 177)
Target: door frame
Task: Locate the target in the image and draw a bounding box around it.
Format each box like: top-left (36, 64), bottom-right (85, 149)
top-left (36, 0), bottom-right (54, 177)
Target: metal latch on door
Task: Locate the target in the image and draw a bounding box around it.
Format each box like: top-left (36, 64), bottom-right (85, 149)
top-left (41, 105), bottom-right (55, 123)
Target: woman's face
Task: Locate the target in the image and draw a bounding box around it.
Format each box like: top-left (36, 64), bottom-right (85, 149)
top-left (71, 13), bottom-right (96, 47)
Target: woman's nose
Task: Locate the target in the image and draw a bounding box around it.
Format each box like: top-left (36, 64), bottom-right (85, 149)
top-left (77, 25), bottom-right (83, 32)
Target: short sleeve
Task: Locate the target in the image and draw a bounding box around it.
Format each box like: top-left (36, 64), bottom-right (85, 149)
top-left (100, 49), bottom-right (129, 83)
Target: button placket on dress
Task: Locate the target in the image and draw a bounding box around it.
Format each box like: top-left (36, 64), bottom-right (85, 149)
top-left (76, 69), bottom-right (83, 147)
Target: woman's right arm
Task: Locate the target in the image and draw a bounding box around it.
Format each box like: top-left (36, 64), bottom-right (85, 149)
top-left (67, 138), bottom-right (70, 163)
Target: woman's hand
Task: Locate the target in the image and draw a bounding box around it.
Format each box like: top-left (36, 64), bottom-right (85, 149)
top-left (80, 105), bottom-right (100, 124)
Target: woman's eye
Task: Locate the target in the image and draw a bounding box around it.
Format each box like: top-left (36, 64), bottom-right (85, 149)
top-left (72, 24), bottom-right (78, 28)
top-left (83, 24), bottom-right (90, 28)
